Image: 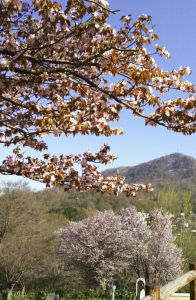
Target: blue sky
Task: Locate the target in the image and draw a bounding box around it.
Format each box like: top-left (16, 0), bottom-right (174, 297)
top-left (1, 0), bottom-right (196, 190)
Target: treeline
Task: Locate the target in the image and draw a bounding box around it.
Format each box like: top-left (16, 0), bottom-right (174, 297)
top-left (40, 187), bottom-right (156, 220)
top-left (39, 185), bottom-right (196, 220)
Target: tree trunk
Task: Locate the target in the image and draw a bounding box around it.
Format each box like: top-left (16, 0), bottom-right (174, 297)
top-left (7, 285), bottom-right (14, 300)
top-left (100, 279), bottom-right (106, 290)
top-left (21, 285), bottom-right (25, 299)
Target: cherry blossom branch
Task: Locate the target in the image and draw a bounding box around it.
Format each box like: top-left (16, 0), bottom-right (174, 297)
top-left (84, 0), bottom-right (120, 14)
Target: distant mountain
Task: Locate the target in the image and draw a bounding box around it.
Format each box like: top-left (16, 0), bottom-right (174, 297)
top-left (102, 153), bottom-right (196, 191)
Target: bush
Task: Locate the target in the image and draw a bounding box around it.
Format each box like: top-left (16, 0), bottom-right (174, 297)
top-left (58, 288), bottom-right (134, 300)
top-left (35, 290), bottom-right (48, 300)
top-left (0, 291), bottom-right (6, 300)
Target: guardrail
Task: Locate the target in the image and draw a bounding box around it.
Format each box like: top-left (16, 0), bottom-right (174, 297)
top-left (141, 263), bottom-right (196, 300)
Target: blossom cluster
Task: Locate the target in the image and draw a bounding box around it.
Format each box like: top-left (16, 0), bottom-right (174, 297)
top-left (0, 145), bottom-right (153, 196)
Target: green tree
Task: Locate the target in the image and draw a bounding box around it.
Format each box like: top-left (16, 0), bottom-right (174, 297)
top-left (157, 188), bottom-right (193, 216)
top-left (181, 191), bottom-right (193, 216)
top-left (157, 188), bottom-right (180, 216)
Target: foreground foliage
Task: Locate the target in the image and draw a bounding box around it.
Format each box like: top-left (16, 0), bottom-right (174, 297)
top-left (58, 287), bottom-right (134, 300)
top-left (0, 289), bottom-right (135, 300)
top-left (0, 0), bottom-right (196, 195)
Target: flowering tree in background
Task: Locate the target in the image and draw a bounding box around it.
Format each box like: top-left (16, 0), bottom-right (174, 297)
top-left (57, 207), bottom-right (183, 287)
top-left (122, 207), bottom-right (183, 285)
top-left (145, 209), bottom-right (182, 284)
top-left (57, 211), bottom-right (133, 289)
top-left (0, 0), bottom-right (195, 195)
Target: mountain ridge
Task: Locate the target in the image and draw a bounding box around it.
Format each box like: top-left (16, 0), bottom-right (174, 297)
top-left (102, 153), bottom-right (196, 184)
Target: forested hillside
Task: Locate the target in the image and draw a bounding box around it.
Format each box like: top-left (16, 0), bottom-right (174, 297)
top-left (102, 153), bottom-right (196, 182)
top-left (102, 153), bottom-right (196, 202)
